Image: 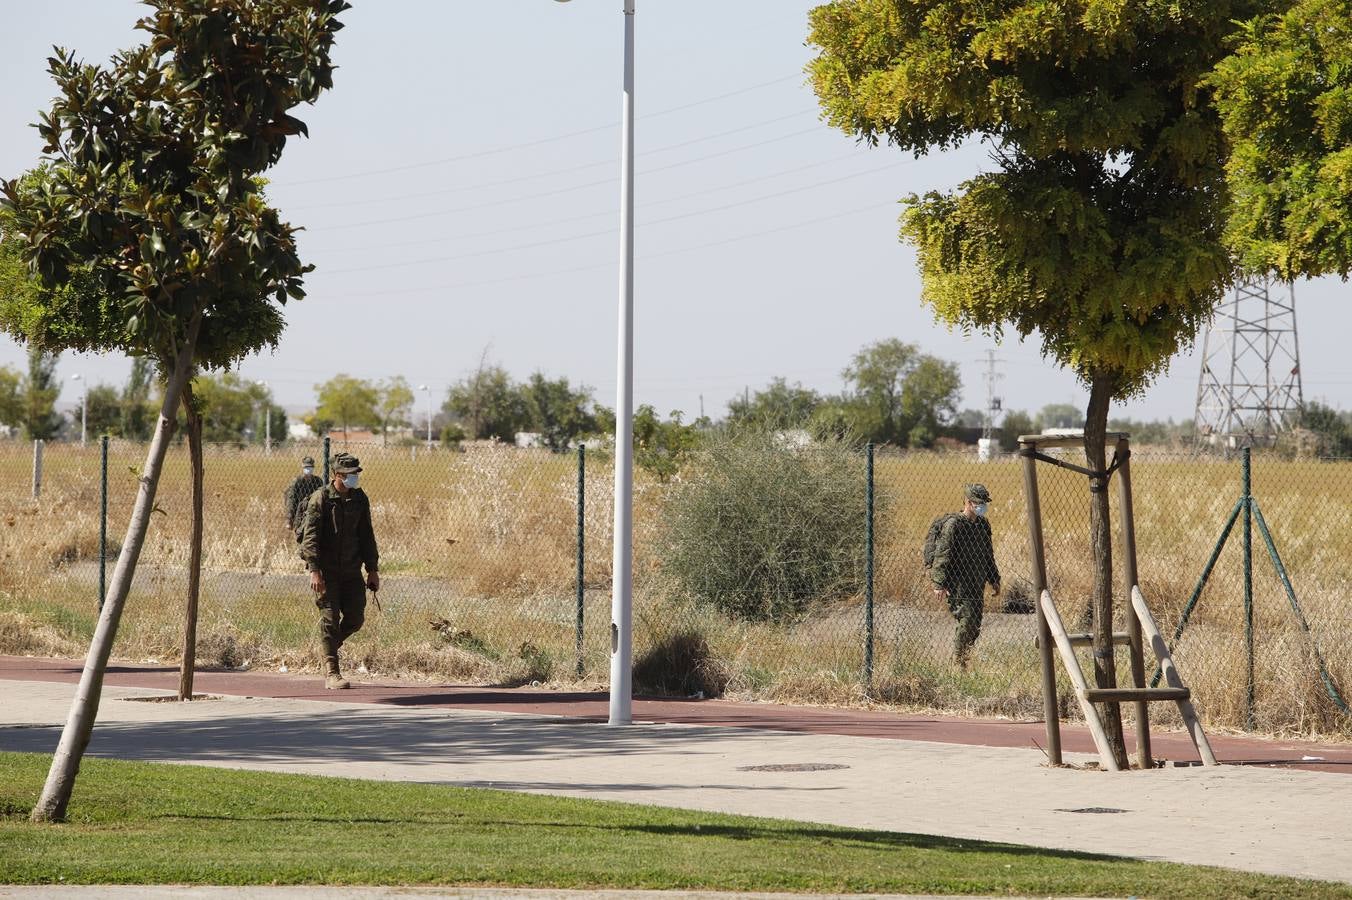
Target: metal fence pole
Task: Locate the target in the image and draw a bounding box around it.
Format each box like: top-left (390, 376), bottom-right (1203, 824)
top-left (31, 439), bottom-right (43, 499)
top-left (576, 443), bottom-right (586, 678)
top-left (99, 435), bottom-right (109, 611)
top-left (864, 442), bottom-right (874, 690)
top-left (1242, 446), bottom-right (1255, 730)
top-left (322, 436), bottom-right (331, 482)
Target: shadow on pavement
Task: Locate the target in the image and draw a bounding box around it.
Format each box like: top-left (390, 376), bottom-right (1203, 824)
top-left (0, 708), bottom-right (764, 769)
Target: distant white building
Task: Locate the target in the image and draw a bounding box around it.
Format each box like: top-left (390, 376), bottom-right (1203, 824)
top-left (514, 431), bottom-right (544, 449)
top-left (288, 420), bottom-right (315, 441)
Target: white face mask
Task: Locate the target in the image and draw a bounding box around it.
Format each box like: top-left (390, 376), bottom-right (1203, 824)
top-left (302, 467), bottom-right (314, 476)
top-left (973, 503), bottom-right (988, 518)
top-left (343, 473), bottom-right (359, 489)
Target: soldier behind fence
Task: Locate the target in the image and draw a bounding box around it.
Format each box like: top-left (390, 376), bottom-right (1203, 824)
top-left (284, 455), bottom-right (324, 536)
top-left (931, 483), bottom-right (1001, 668)
top-left (299, 452), bottom-right (379, 689)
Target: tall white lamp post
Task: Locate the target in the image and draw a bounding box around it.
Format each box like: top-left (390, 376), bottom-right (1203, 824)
top-left (557, 0), bottom-right (635, 725)
top-left (418, 384), bottom-right (432, 449)
top-left (255, 380), bottom-right (271, 453)
top-left (70, 373), bottom-right (87, 446)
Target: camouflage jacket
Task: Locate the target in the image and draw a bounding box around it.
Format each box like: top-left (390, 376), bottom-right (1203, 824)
top-left (298, 484), bottom-right (379, 576)
top-left (284, 474), bottom-right (325, 529)
top-left (930, 514), bottom-right (1000, 599)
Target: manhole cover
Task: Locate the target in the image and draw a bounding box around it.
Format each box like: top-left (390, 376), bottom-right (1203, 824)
top-left (737, 763), bottom-right (850, 773)
top-left (1056, 807), bottom-right (1129, 814)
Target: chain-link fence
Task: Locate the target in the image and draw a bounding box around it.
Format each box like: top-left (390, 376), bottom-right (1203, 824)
top-left (1, 435), bottom-right (1349, 737)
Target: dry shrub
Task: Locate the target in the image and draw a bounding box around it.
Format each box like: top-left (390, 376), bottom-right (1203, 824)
top-left (661, 430), bottom-right (866, 622)
top-left (0, 610), bottom-right (82, 657)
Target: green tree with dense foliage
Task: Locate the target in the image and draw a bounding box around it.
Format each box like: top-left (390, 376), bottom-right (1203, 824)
top-left (376, 376), bottom-right (415, 447)
top-left (1038, 404), bottom-right (1085, 430)
top-left (726, 378), bottom-right (822, 431)
top-left (83, 384), bottom-right (123, 437)
top-left (314, 374), bottom-right (379, 445)
top-left (0, 365), bottom-right (21, 429)
top-left (0, 0), bottom-right (347, 821)
top-left (838, 340), bottom-right (962, 446)
top-left (20, 346), bottom-right (62, 440)
top-left (809, 0), bottom-right (1262, 768)
top-left (1210, 0), bottom-right (1352, 278)
top-left (445, 363), bottom-right (529, 443)
top-left (998, 410), bottom-right (1037, 453)
top-left (522, 372), bottom-right (596, 452)
top-left (119, 358), bottom-right (157, 441)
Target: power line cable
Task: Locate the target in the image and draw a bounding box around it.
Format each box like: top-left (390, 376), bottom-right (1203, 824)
top-left (308, 126), bottom-right (823, 232)
top-left (320, 163), bottom-right (909, 274)
top-left (287, 109), bottom-right (814, 212)
top-left (303, 151), bottom-right (874, 255)
top-left (280, 74), bottom-right (803, 187)
top-left (321, 200), bottom-right (898, 298)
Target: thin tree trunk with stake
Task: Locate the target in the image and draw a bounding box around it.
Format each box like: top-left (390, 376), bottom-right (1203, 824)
top-left (1085, 374), bottom-right (1130, 770)
top-left (178, 378), bottom-right (204, 701)
top-left (32, 314), bottom-right (202, 822)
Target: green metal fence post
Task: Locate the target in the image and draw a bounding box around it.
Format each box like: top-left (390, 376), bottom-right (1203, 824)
top-left (576, 443), bottom-right (586, 678)
top-left (99, 435), bottom-right (108, 612)
top-left (1242, 447), bottom-right (1255, 730)
top-left (864, 442), bottom-right (874, 690)
top-left (322, 436), bottom-right (331, 482)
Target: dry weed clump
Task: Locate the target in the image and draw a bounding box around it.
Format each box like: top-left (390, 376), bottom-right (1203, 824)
top-left (1, 440), bottom-right (1350, 738)
top-left (0, 610), bottom-right (82, 658)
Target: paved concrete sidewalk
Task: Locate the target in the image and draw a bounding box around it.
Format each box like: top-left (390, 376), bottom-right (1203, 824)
top-left (2, 680), bottom-right (1349, 886)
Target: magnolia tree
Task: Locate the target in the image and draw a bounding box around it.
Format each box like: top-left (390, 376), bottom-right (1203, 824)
top-left (1, 0), bottom-right (349, 821)
top-left (808, 0), bottom-right (1268, 768)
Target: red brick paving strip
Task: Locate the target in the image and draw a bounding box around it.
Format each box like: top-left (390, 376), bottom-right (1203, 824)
top-left (4, 654), bottom-right (1350, 773)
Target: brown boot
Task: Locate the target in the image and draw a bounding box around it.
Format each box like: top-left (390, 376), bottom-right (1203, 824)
top-left (324, 659), bottom-right (349, 690)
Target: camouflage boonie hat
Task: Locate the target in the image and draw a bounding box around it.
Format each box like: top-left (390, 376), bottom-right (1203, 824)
top-left (331, 452), bottom-right (362, 474)
top-left (301, 456), bottom-right (315, 466)
top-left (965, 483), bottom-right (992, 503)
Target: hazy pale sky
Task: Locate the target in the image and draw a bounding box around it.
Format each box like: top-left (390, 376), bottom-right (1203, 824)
top-left (1, 1), bottom-right (1348, 425)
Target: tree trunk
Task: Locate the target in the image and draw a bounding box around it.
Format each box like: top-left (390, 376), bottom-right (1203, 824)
top-left (1085, 373), bottom-right (1130, 770)
top-left (178, 379), bottom-right (204, 701)
top-left (31, 315), bottom-right (202, 822)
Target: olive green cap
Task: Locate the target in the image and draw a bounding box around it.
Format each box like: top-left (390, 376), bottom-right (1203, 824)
top-left (965, 483), bottom-right (992, 504)
top-left (301, 456), bottom-right (315, 466)
top-left (331, 452), bottom-right (362, 474)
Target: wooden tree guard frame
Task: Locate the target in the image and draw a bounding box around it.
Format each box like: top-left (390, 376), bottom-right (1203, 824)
top-left (1020, 433), bottom-right (1217, 771)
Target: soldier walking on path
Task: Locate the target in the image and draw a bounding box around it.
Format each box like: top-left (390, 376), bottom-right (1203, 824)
top-left (284, 455), bottom-right (324, 536)
top-left (930, 483), bottom-right (1001, 669)
top-left (299, 452), bottom-right (379, 690)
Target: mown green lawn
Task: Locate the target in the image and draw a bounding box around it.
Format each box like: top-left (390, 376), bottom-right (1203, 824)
top-left (0, 751), bottom-right (1343, 897)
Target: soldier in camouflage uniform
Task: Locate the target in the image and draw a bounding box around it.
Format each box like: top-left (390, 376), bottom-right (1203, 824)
top-left (299, 452), bottom-right (379, 689)
top-left (931, 483), bottom-right (1001, 669)
top-left (284, 456), bottom-right (324, 535)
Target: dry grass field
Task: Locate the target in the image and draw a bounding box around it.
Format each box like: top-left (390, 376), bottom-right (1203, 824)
top-left (1, 438), bottom-right (1348, 738)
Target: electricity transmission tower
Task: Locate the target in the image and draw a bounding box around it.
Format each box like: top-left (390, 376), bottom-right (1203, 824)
top-left (1194, 277), bottom-right (1304, 448)
top-left (978, 349), bottom-right (1004, 443)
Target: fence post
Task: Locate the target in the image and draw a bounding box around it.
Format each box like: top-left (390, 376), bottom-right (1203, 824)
top-left (1242, 446), bottom-right (1255, 730)
top-left (322, 436), bottom-right (331, 482)
top-left (31, 439), bottom-right (43, 499)
top-left (1021, 441), bottom-right (1062, 765)
top-left (864, 442), bottom-right (874, 690)
top-left (99, 435), bottom-right (109, 611)
top-left (576, 443), bottom-right (586, 678)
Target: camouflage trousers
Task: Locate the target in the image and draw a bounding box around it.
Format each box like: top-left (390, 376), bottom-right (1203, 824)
top-left (316, 572), bottom-right (367, 665)
top-left (949, 594), bottom-right (985, 666)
